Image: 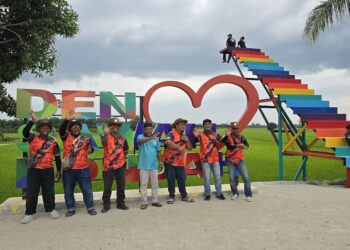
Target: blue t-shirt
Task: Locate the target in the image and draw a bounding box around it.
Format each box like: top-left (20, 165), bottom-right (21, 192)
top-left (137, 134), bottom-right (161, 170)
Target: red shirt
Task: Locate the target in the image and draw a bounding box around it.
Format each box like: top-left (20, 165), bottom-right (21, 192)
top-left (63, 133), bottom-right (90, 170)
top-left (29, 135), bottom-right (60, 169)
top-left (197, 132), bottom-right (220, 163)
top-left (162, 130), bottom-right (186, 167)
top-left (103, 134), bottom-right (129, 171)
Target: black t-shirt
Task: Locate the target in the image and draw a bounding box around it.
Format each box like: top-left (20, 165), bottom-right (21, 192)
top-left (238, 40), bottom-right (246, 48)
top-left (226, 38), bottom-right (236, 48)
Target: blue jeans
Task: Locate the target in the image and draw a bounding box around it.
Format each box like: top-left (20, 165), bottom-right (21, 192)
top-left (201, 162), bottom-right (222, 196)
top-left (164, 164), bottom-right (187, 199)
top-left (227, 160), bottom-right (252, 197)
top-left (62, 168), bottom-right (95, 211)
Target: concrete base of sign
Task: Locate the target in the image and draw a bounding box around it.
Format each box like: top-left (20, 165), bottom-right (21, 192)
top-left (0, 184), bottom-right (257, 217)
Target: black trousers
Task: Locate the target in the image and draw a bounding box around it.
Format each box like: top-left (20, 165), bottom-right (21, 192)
top-left (164, 164), bottom-right (187, 199)
top-left (102, 167), bottom-right (126, 208)
top-left (25, 168), bottom-right (55, 215)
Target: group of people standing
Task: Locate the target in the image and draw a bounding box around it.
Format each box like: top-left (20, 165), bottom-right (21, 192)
top-left (220, 34), bottom-right (246, 63)
top-left (21, 113), bottom-right (252, 224)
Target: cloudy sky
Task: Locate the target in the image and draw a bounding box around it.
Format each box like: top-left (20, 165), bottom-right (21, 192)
top-left (5, 0), bottom-right (350, 124)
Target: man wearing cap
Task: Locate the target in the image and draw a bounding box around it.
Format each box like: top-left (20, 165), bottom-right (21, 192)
top-left (221, 122), bottom-right (252, 202)
top-left (59, 111), bottom-right (97, 216)
top-left (137, 122), bottom-right (163, 209)
top-left (101, 119), bottom-right (129, 212)
top-left (193, 119), bottom-right (225, 201)
top-left (21, 111), bottom-right (61, 224)
top-left (219, 34), bottom-right (236, 63)
top-left (163, 118), bottom-right (194, 204)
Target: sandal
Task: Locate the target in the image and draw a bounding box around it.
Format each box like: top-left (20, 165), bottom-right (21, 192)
top-left (140, 204), bottom-right (148, 210)
top-left (167, 197), bottom-right (174, 204)
top-left (181, 197), bottom-right (195, 203)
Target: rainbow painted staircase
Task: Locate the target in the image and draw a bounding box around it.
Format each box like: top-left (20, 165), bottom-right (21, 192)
top-left (231, 47), bottom-right (350, 186)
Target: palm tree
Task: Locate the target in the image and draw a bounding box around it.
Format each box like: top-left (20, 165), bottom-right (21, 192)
top-left (304, 0), bottom-right (350, 43)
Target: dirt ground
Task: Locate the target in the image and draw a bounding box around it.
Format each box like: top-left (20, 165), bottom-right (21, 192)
top-left (0, 182), bottom-right (350, 250)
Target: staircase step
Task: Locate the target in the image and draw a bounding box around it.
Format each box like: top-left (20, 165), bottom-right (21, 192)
top-left (316, 129), bottom-right (346, 138)
top-left (279, 94), bottom-right (322, 101)
top-left (274, 88), bottom-right (314, 95)
top-left (262, 78), bottom-right (301, 84)
top-left (308, 120), bottom-right (350, 129)
top-left (232, 48), bottom-right (261, 52)
top-left (325, 138), bottom-right (349, 147)
top-left (248, 65), bottom-right (284, 71)
top-left (237, 54), bottom-right (269, 59)
top-left (300, 114), bottom-right (346, 122)
top-left (257, 74), bottom-right (295, 79)
top-left (286, 100), bottom-right (329, 108)
top-left (267, 83), bottom-right (308, 89)
top-left (244, 62), bottom-right (279, 67)
top-left (233, 51), bottom-right (265, 55)
top-left (292, 107), bottom-right (338, 114)
top-left (335, 147), bottom-right (350, 157)
top-left (252, 69), bottom-right (290, 75)
top-left (239, 57), bottom-right (274, 63)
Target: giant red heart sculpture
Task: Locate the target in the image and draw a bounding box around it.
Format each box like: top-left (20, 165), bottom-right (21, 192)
top-left (143, 74), bottom-right (259, 132)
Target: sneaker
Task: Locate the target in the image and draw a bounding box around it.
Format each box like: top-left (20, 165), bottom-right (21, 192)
top-left (167, 197), bottom-right (175, 204)
top-left (222, 60), bottom-right (226, 63)
top-left (48, 209), bottom-right (59, 219)
top-left (88, 209), bottom-right (97, 215)
top-left (140, 204), bottom-right (148, 210)
top-left (101, 207), bottom-right (110, 213)
top-left (65, 210), bottom-right (75, 217)
top-left (216, 194), bottom-right (226, 200)
top-left (181, 196), bottom-right (195, 203)
top-left (151, 202), bottom-right (163, 207)
top-left (231, 194), bottom-right (238, 200)
top-left (21, 215), bottom-right (34, 224)
top-left (204, 195), bottom-right (210, 201)
top-left (246, 197), bottom-right (252, 202)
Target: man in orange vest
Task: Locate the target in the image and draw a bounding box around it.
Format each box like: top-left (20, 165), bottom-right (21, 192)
top-left (59, 112), bottom-right (97, 216)
top-left (221, 122), bottom-right (252, 202)
top-left (193, 119), bottom-right (225, 201)
top-left (163, 118), bottom-right (194, 204)
top-left (21, 111), bottom-right (61, 224)
top-left (101, 119), bottom-right (129, 212)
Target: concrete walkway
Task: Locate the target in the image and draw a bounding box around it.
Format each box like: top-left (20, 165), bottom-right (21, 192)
top-left (1, 182), bottom-right (350, 250)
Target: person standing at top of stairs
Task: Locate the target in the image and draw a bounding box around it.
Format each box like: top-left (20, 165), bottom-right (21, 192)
top-left (220, 34), bottom-right (236, 63)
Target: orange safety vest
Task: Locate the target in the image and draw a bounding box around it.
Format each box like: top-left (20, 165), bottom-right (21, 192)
top-left (162, 130), bottom-right (186, 167)
top-left (63, 133), bottom-right (90, 170)
top-left (29, 136), bottom-right (58, 169)
top-left (198, 132), bottom-right (219, 163)
top-left (103, 133), bottom-right (127, 171)
top-left (226, 134), bottom-right (245, 163)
